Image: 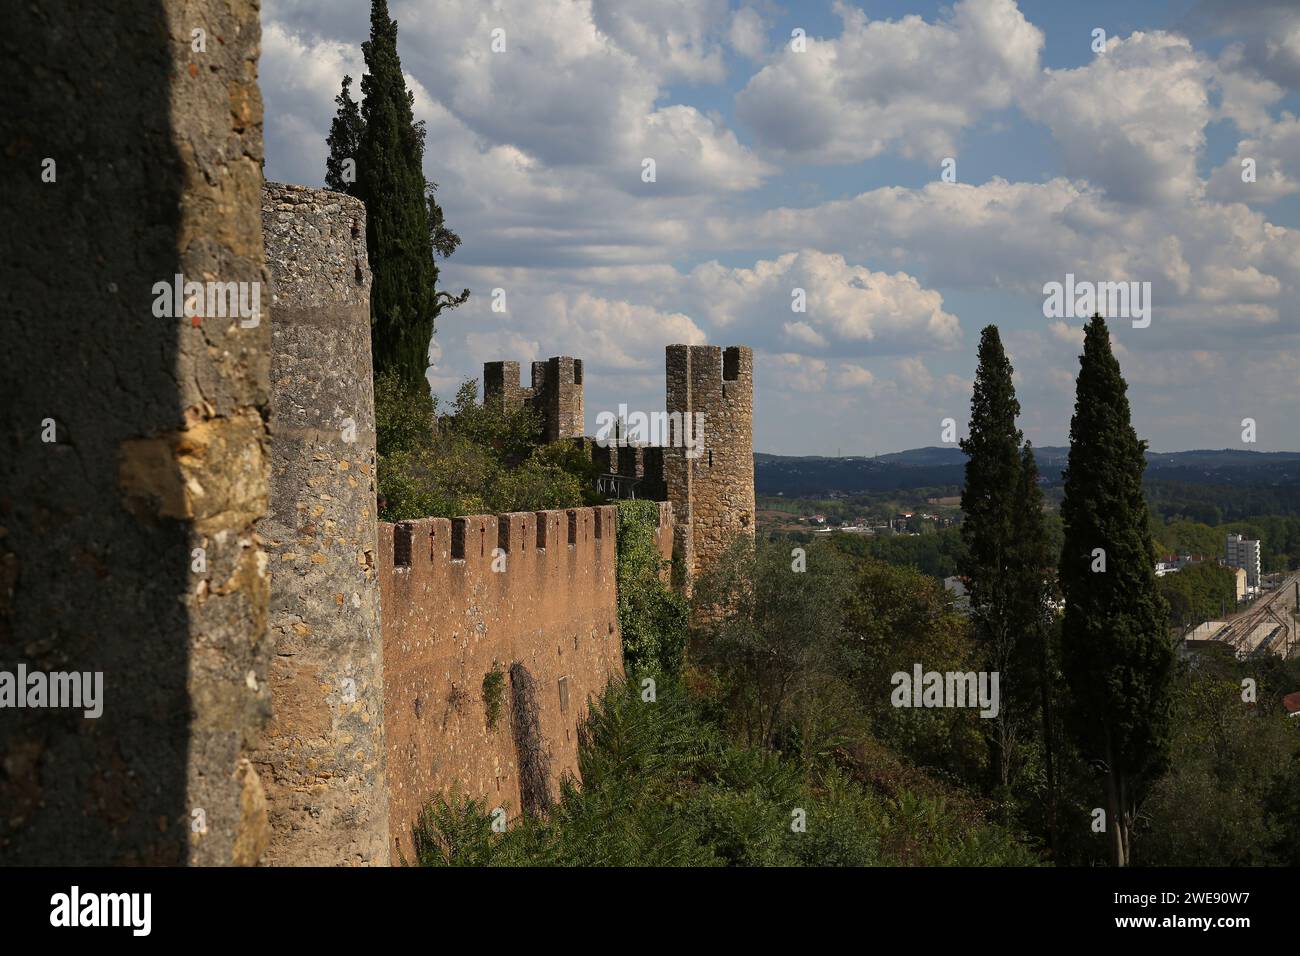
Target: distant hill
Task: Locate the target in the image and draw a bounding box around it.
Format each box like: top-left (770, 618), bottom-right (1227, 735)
top-left (755, 447), bottom-right (1300, 497)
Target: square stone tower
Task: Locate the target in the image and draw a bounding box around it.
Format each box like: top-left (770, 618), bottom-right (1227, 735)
top-left (664, 345), bottom-right (755, 580)
top-left (532, 356), bottom-right (585, 442)
top-left (483, 360), bottom-right (528, 409)
top-left (483, 356), bottom-right (584, 443)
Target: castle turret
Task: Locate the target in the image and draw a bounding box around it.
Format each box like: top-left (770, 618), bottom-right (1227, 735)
top-left (484, 360), bottom-right (530, 410)
top-left (256, 182), bottom-right (389, 865)
top-left (536, 356), bottom-right (585, 442)
top-left (481, 356), bottom-right (584, 442)
top-left (664, 345), bottom-right (755, 579)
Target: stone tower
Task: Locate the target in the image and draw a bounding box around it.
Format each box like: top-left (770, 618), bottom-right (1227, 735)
top-left (255, 182), bottom-right (389, 865)
top-left (483, 360), bottom-right (528, 409)
top-left (535, 356), bottom-right (585, 443)
top-left (664, 345), bottom-right (755, 580)
top-left (483, 356), bottom-right (584, 443)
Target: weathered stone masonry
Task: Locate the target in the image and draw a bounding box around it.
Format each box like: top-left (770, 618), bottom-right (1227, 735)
top-left (1, 0), bottom-right (272, 865)
top-left (484, 356), bottom-right (585, 444)
top-left (379, 505), bottom-right (671, 861)
top-left (665, 345), bottom-right (756, 581)
top-left (485, 346), bottom-right (756, 581)
top-left (256, 183), bottom-right (389, 865)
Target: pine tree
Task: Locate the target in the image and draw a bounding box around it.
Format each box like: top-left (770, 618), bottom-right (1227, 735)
top-left (959, 325), bottom-right (1024, 792)
top-left (356, 0), bottom-right (440, 386)
top-left (1059, 314), bottom-right (1172, 867)
top-left (1009, 442), bottom-right (1058, 854)
top-left (325, 75), bottom-right (364, 195)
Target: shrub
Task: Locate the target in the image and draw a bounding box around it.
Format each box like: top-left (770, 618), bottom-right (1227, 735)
top-left (412, 677), bottom-right (1041, 867)
top-left (481, 665), bottom-right (504, 730)
top-left (376, 375), bottom-right (596, 521)
top-left (615, 500), bottom-right (687, 676)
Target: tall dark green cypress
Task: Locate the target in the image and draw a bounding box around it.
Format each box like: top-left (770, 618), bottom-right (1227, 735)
top-left (959, 325), bottom-right (1023, 791)
top-left (1009, 442), bottom-right (1057, 853)
top-left (325, 75), bottom-right (363, 195)
top-left (1059, 314), bottom-right (1172, 867)
top-left (356, 0), bottom-right (438, 386)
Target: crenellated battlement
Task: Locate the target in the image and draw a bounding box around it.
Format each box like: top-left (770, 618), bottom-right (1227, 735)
top-left (483, 355), bottom-right (584, 443)
top-left (484, 344), bottom-right (755, 581)
top-left (378, 504), bottom-right (627, 861)
top-left (381, 504), bottom-right (618, 570)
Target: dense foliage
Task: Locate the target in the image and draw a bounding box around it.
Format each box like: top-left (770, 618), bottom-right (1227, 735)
top-left (1157, 562), bottom-right (1239, 630)
top-left (614, 500), bottom-right (687, 677)
top-left (832, 525), bottom-right (967, 579)
top-left (1146, 479), bottom-right (1300, 525)
top-left (1137, 646), bottom-right (1300, 865)
top-left (375, 373), bottom-right (597, 522)
top-left (412, 676), bottom-right (1039, 867)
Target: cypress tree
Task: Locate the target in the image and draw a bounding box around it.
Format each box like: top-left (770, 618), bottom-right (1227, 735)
top-left (1009, 442), bottom-right (1058, 853)
top-left (325, 75), bottom-right (363, 195)
top-left (959, 325), bottom-right (1023, 792)
top-left (356, 0), bottom-right (439, 386)
top-left (1059, 314), bottom-right (1172, 867)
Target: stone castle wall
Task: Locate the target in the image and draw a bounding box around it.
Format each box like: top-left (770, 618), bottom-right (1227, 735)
top-left (379, 505), bottom-right (650, 861)
top-left (0, 0), bottom-right (272, 864)
top-left (255, 182), bottom-right (389, 865)
top-left (653, 500), bottom-right (675, 568)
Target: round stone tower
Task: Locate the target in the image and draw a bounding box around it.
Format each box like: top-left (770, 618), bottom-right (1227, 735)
top-left (255, 182), bottom-right (389, 865)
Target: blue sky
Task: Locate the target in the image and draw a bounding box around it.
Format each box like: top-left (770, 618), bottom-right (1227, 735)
top-left (262, 0), bottom-right (1300, 455)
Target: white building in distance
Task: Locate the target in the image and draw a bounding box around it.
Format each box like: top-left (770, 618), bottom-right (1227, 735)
top-left (1225, 534), bottom-right (1261, 590)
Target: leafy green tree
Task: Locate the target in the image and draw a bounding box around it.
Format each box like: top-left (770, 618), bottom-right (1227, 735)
top-left (959, 325), bottom-right (1024, 791)
top-left (692, 539), bottom-right (856, 750)
top-left (1058, 314), bottom-right (1173, 867)
top-left (1155, 519), bottom-right (1222, 560)
top-left (843, 557), bottom-right (987, 782)
top-left (1157, 562), bottom-right (1237, 632)
top-left (324, 75), bottom-right (363, 195)
top-left (1138, 646), bottom-right (1299, 865)
top-left (374, 370), bottom-right (434, 458)
top-left (839, 525), bottom-right (967, 579)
